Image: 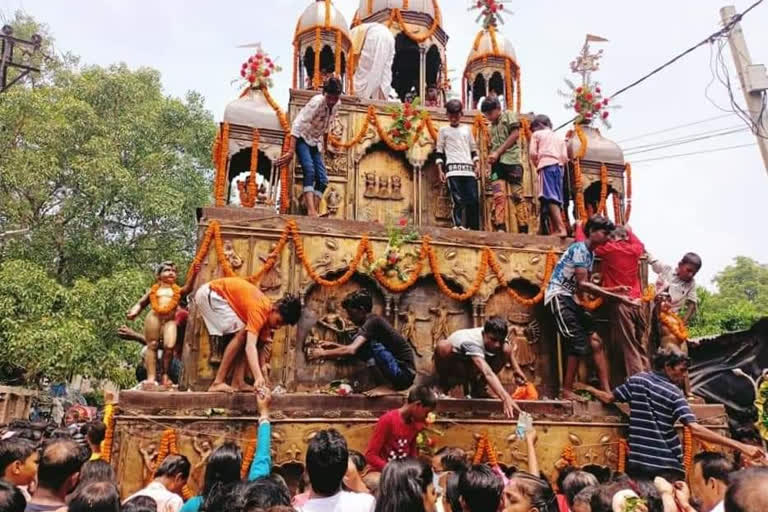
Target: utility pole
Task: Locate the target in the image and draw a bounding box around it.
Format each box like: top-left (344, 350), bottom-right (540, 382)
top-left (0, 24), bottom-right (42, 93)
top-left (720, 5), bottom-right (768, 176)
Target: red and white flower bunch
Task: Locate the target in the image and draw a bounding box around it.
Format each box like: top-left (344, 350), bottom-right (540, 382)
top-left (562, 78), bottom-right (617, 128)
top-left (469, 0), bottom-right (510, 28)
top-left (239, 47), bottom-right (282, 89)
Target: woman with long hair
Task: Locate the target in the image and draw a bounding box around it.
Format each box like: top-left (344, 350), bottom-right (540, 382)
top-left (503, 472), bottom-right (558, 512)
top-left (441, 471), bottom-right (463, 512)
top-left (375, 458), bottom-right (437, 512)
top-left (181, 442), bottom-right (243, 512)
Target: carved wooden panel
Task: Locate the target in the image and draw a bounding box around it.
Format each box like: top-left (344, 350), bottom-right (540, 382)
top-left (420, 162), bottom-right (454, 229)
top-left (356, 145), bottom-right (414, 224)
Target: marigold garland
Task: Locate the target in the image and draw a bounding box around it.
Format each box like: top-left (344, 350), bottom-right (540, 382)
top-left (292, 219), bottom-right (369, 287)
top-left (149, 284), bottom-right (182, 316)
top-left (520, 116), bottom-right (532, 142)
top-left (240, 129), bottom-right (261, 208)
top-left (596, 164), bottom-right (609, 215)
top-left (241, 438), bottom-right (256, 479)
top-left (642, 284), bottom-right (656, 303)
top-left (313, 28), bottom-right (322, 89)
top-left (390, 0), bottom-right (441, 44)
top-left (561, 444), bottom-right (577, 466)
top-left (572, 159), bottom-right (588, 220)
top-left (472, 434), bottom-right (498, 466)
top-left (369, 238), bottom-right (429, 293)
top-left (683, 425), bottom-right (693, 476)
top-left (428, 245), bottom-right (489, 302)
top-left (329, 104), bottom-right (438, 153)
top-left (660, 310), bottom-right (690, 341)
top-left (100, 404), bottom-right (116, 463)
top-left (259, 87), bottom-right (291, 213)
top-left (213, 123), bottom-right (231, 206)
top-left (488, 250), bottom-right (556, 306)
top-left (624, 163), bottom-right (633, 223)
top-left (617, 438), bottom-right (628, 473)
top-left (335, 30), bottom-right (342, 75)
top-left (504, 58), bottom-right (514, 109)
top-left (247, 227), bottom-right (292, 285)
top-left (516, 68), bottom-right (522, 113)
top-left (612, 191), bottom-right (622, 225)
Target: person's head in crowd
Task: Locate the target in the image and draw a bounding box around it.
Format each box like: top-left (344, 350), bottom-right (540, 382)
top-left (677, 252), bottom-right (702, 283)
top-left (581, 465), bottom-right (612, 485)
top-left (562, 471), bottom-right (599, 508)
top-left (690, 452), bottom-right (734, 512)
top-left (348, 450), bottom-right (366, 473)
top-left (433, 447), bottom-right (468, 473)
top-left (0, 437), bottom-right (38, 488)
top-left (0, 479), bottom-right (26, 512)
top-left (85, 421), bottom-right (106, 456)
top-left (652, 346), bottom-right (691, 387)
top-left (572, 486), bottom-right (597, 512)
top-left (445, 99), bottom-right (464, 127)
top-left (77, 459), bottom-right (116, 487)
top-left (482, 316), bottom-right (509, 357)
top-left (36, 439), bottom-right (84, 499)
top-left (363, 471), bottom-right (381, 496)
top-left (590, 483), bottom-right (633, 512)
top-left (481, 97), bottom-right (503, 124)
top-left (341, 289), bottom-right (373, 326)
top-left (271, 294), bottom-right (302, 329)
top-left (405, 385), bottom-right (438, 424)
top-left (153, 454), bottom-right (190, 496)
top-left (459, 465), bottom-right (503, 512)
top-left (503, 472), bottom-right (557, 512)
top-left (306, 429), bottom-right (348, 497)
top-left (724, 467), bottom-right (768, 512)
top-left (584, 215), bottom-right (615, 248)
top-left (322, 77), bottom-right (343, 108)
top-left (630, 480), bottom-right (663, 512)
top-left (242, 477), bottom-right (291, 511)
top-left (202, 481), bottom-right (249, 512)
top-left (68, 482), bottom-right (120, 512)
top-left (203, 442), bottom-right (242, 497)
top-left (122, 495), bottom-right (158, 512)
top-left (375, 457), bottom-right (436, 512)
top-left (442, 471), bottom-right (463, 512)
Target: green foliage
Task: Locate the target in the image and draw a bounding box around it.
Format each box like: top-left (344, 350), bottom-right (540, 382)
top-left (689, 257), bottom-right (768, 337)
top-left (0, 14), bottom-right (216, 388)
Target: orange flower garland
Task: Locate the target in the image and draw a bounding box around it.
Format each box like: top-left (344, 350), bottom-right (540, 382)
top-left (329, 105), bottom-right (439, 153)
top-left (240, 129), bottom-right (261, 208)
top-left (504, 58), bottom-right (514, 109)
top-left (561, 444), bottom-right (577, 466)
top-left (428, 245), bottom-right (489, 302)
top-left (516, 68), bottom-right (522, 113)
top-left (596, 163), bottom-right (609, 215)
top-left (612, 191), bottom-right (622, 225)
top-left (214, 123), bottom-right (230, 206)
top-left (660, 310), bottom-right (690, 341)
top-left (241, 438), bottom-right (256, 479)
top-left (572, 159), bottom-right (588, 220)
top-left (390, 0), bottom-right (441, 44)
top-left (369, 238), bottom-right (428, 293)
top-left (624, 162), bottom-right (633, 223)
top-left (149, 284), bottom-right (181, 316)
top-left (259, 87), bottom-right (292, 213)
top-left (335, 30), bottom-right (342, 75)
top-left (100, 403), bottom-right (116, 463)
top-left (519, 117), bottom-right (532, 142)
top-left (292, 220), bottom-right (370, 287)
top-left (247, 227), bottom-right (292, 285)
top-left (488, 250), bottom-right (556, 306)
top-left (617, 438), bottom-right (628, 473)
top-left (642, 284), bottom-right (656, 303)
top-left (313, 27), bottom-right (322, 89)
top-left (473, 434), bottom-right (498, 466)
top-left (683, 425), bottom-right (693, 476)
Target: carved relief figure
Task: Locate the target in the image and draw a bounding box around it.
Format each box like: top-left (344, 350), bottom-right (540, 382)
top-left (434, 182), bottom-right (452, 221)
top-left (192, 437), bottom-right (214, 486)
top-left (258, 243), bottom-right (283, 293)
top-left (325, 186), bottom-right (342, 217)
top-left (364, 172), bottom-right (378, 198)
top-left (508, 322), bottom-right (540, 369)
top-left (398, 306), bottom-right (430, 357)
top-left (377, 176), bottom-right (391, 199)
top-left (223, 240), bottom-right (244, 270)
top-left (257, 182), bottom-right (269, 204)
top-left (429, 305), bottom-right (464, 348)
top-left (140, 442), bottom-right (158, 484)
top-left (390, 175), bottom-right (404, 201)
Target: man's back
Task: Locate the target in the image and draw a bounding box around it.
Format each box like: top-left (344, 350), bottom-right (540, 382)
top-left (297, 490), bottom-right (374, 512)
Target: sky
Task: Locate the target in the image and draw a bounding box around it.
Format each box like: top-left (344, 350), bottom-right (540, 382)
top-left (1, 0), bottom-right (766, 289)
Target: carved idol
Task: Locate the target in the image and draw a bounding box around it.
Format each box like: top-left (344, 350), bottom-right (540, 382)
top-left (223, 240), bottom-right (244, 270)
top-left (325, 186), bottom-right (342, 217)
top-left (364, 172), bottom-right (377, 198)
top-left (429, 305), bottom-right (464, 348)
top-left (257, 182), bottom-right (269, 204)
top-left (377, 176), bottom-right (391, 199)
top-left (390, 175), bottom-right (404, 200)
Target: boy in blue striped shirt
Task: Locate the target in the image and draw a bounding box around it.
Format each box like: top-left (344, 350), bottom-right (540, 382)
top-left (578, 347), bottom-right (765, 481)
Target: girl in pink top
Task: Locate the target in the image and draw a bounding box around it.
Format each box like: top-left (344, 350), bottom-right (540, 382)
top-left (529, 115), bottom-right (568, 237)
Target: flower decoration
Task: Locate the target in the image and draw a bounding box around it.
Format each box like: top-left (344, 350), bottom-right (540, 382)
top-left (561, 79), bottom-right (617, 128)
top-left (367, 218), bottom-right (420, 281)
top-left (755, 380), bottom-right (768, 442)
top-left (239, 45), bottom-right (282, 90)
top-left (469, 0), bottom-right (510, 28)
top-left (385, 100), bottom-right (427, 148)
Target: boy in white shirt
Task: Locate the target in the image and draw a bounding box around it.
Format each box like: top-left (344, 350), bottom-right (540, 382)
top-left (435, 100), bottom-right (480, 230)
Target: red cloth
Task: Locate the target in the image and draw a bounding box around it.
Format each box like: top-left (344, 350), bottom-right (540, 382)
top-left (556, 493), bottom-right (571, 512)
top-left (365, 409), bottom-right (424, 471)
top-left (575, 225), bottom-right (644, 299)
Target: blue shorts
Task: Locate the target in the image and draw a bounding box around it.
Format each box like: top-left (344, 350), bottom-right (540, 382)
top-left (538, 164), bottom-right (564, 205)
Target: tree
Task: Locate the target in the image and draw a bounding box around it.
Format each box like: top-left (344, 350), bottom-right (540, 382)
top-left (0, 14), bottom-right (216, 386)
top-left (689, 257), bottom-right (768, 337)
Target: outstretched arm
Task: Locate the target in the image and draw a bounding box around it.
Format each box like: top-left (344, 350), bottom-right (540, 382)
top-left (471, 356), bottom-right (520, 419)
top-left (127, 291), bottom-right (151, 320)
top-left (525, 428), bottom-right (539, 476)
top-left (310, 334), bottom-right (367, 360)
top-left (180, 263), bottom-right (202, 296)
top-left (574, 267), bottom-right (636, 306)
top-left (248, 389), bottom-right (272, 481)
top-left (688, 423), bottom-right (767, 462)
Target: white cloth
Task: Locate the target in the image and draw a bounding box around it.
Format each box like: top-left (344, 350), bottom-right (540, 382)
top-left (296, 491), bottom-right (375, 512)
top-left (447, 327), bottom-right (492, 358)
top-left (436, 125), bottom-right (478, 178)
top-left (711, 501), bottom-right (725, 512)
top-left (194, 283), bottom-right (245, 336)
top-left (124, 482), bottom-right (183, 512)
top-left (352, 23), bottom-right (395, 100)
top-left (291, 94), bottom-right (340, 149)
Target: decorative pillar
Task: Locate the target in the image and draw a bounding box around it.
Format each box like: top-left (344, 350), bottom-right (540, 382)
top-left (419, 45), bottom-right (427, 103)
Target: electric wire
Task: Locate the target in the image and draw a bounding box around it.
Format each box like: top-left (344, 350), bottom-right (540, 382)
top-left (631, 142), bottom-right (756, 164)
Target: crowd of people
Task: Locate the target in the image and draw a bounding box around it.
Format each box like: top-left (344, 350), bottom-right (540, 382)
top-left (1, 382), bottom-right (767, 512)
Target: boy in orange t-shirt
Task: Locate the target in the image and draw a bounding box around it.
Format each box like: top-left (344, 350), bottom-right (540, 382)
top-left (195, 277), bottom-right (301, 392)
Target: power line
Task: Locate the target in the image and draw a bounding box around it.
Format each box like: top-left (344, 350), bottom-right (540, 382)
top-left (631, 143), bottom-right (756, 164)
top-left (624, 127), bottom-right (748, 155)
top-left (554, 0), bottom-right (766, 131)
top-left (615, 114), bottom-right (734, 143)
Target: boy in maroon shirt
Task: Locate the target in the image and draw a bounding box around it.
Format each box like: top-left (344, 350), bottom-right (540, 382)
top-left (365, 385), bottom-right (437, 472)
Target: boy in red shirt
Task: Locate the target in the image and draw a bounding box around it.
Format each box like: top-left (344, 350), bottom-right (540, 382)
top-left (365, 385), bottom-right (437, 472)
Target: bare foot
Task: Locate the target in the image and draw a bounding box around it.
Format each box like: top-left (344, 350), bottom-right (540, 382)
top-left (208, 382), bottom-right (235, 393)
top-left (234, 382), bottom-right (255, 392)
top-left (561, 389), bottom-right (587, 402)
top-left (363, 385), bottom-right (403, 397)
top-left (161, 375), bottom-right (173, 388)
top-left (140, 380), bottom-right (160, 391)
